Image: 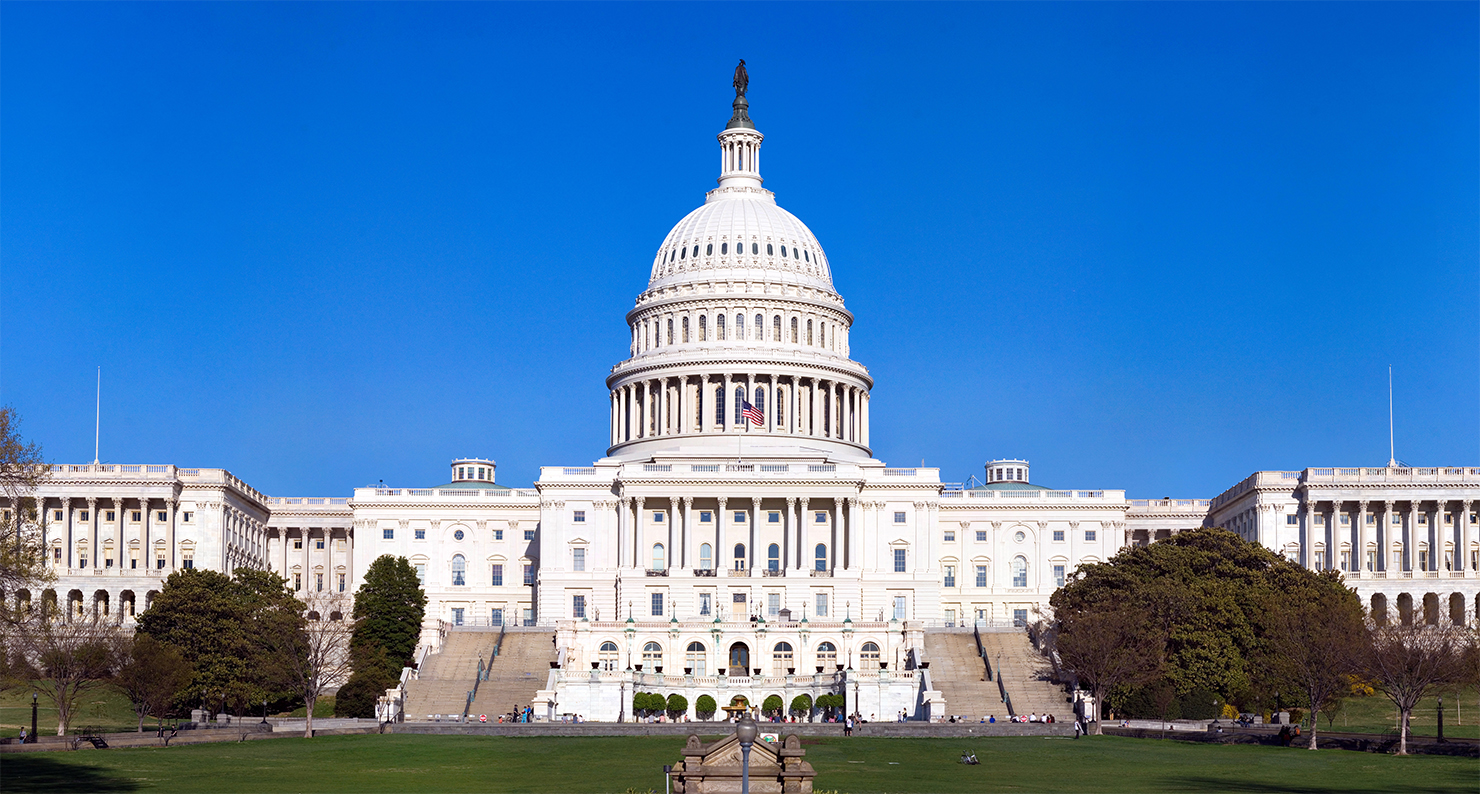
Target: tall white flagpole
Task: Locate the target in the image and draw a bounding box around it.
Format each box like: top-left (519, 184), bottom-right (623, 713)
top-left (94, 366), bottom-right (101, 465)
top-left (1387, 366), bottom-right (1397, 468)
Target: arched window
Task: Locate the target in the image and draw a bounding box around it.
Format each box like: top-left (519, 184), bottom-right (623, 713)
top-left (754, 387), bottom-right (765, 417)
top-left (680, 246), bottom-right (686, 260)
top-left (700, 543), bottom-right (713, 570)
top-left (816, 642), bottom-right (837, 669)
top-left (717, 314), bottom-right (726, 340)
top-left (736, 314), bottom-right (745, 340)
top-left (706, 243), bottom-right (713, 256)
top-left (773, 641), bottom-right (793, 675)
top-left (767, 543), bottom-right (780, 571)
top-left (860, 642), bottom-right (881, 666)
top-left (599, 641), bottom-right (619, 671)
top-left (780, 245), bottom-right (788, 258)
top-left (734, 387), bottom-right (744, 424)
top-left (755, 314), bottom-right (763, 338)
top-left (686, 641), bottom-right (707, 675)
top-left (715, 386), bottom-right (725, 425)
top-left (666, 319), bottom-right (673, 345)
top-left (1011, 556), bottom-right (1028, 588)
top-left (669, 249), bottom-right (675, 262)
top-left (793, 246), bottom-right (800, 260)
top-left (652, 543), bottom-right (666, 571)
top-left (815, 544), bottom-right (827, 571)
top-left (721, 242), bottom-right (728, 255)
top-left (729, 642), bottom-right (750, 673)
top-left (451, 554), bottom-right (466, 586)
top-left (804, 249), bottom-right (810, 262)
top-left (806, 319), bottom-right (813, 346)
top-left (692, 245), bottom-right (699, 258)
top-left (776, 389), bottom-right (786, 426)
top-left (643, 641), bottom-right (663, 668)
top-left (699, 315), bottom-right (707, 341)
top-left (773, 315), bottom-right (781, 341)
top-left (682, 316), bottom-right (690, 343)
top-left (766, 243), bottom-right (774, 255)
top-left (734, 543), bottom-right (747, 571)
top-left (791, 317), bottom-right (798, 343)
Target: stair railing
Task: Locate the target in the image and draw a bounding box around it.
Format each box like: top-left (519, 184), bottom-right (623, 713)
top-left (973, 624), bottom-right (994, 681)
top-left (996, 654), bottom-right (1016, 716)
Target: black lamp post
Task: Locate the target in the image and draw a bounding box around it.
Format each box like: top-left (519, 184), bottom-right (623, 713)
top-left (1437, 695), bottom-right (1445, 743)
top-left (736, 713), bottom-right (758, 794)
top-left (31, 692), bottom-right (38, 743)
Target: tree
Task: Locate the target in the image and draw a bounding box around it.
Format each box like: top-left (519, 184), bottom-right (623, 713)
top-left (0, 406), bottom-right (51, 608)
top-left (666, 693), bottom-right (688, 720)
top-left (337, 556), bottom-right (425, 719)
top-left (1359, 621), bottom-right (1468, 755)
top-left (695, 694), bottom-right (717, 720)
top-left (1252, 568), bottom-right (1368, 750)
top-left (1051, 603), bottom-right (1166, 734)
top-left (15, 613), bottom-right (119, 735)
top-left (762, 694), bottom-right (784, 716)
top-left (115, 633), bottom-right (192, 733)
top-left (259, 592), bottom-right (354, 738)
top-left (790, 694), bottom-right (813, 718)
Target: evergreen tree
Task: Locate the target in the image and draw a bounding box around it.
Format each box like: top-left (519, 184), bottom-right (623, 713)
top-left (335, 556), bottom-right (425, 718)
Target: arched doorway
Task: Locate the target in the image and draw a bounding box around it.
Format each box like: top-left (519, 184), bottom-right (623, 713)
top-left (728, 642), bottom-right (750, 675)
top-left (1370, 593), bottom-right (1388, 625)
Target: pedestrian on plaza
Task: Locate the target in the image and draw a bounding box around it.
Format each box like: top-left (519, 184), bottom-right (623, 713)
top-left (844, 716), bottom-right (853, 737)
top-left (18, 727), bottom-right (26, 743)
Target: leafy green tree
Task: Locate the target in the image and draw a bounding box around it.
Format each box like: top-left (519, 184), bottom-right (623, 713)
top-left (790, 694), bottom-right (812, 717)
top-left (115, 633), bottom-right (193, 732)
top-left (15, 614), bottom-right (118, 735)
top-left (762, 694), bottom-right (783, 716)
top-left (336, 556), bottom-right (425, 719)
top-left (0, 406), bottom-right (52, 608)
top-left (666, 693), bottom-right (688, 719)
top-left (695, 694), bottom-right (717, 719)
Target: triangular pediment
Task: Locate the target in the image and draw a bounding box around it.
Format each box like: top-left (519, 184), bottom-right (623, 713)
top-left (695, 734), bottom-right (781, 771)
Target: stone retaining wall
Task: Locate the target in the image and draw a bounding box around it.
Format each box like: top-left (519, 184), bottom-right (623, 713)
top-left (390, 722), bottom-right (1072, 738)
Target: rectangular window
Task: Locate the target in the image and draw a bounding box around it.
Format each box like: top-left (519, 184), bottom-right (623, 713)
top-left (415, 564), bottom-right (426, 584)
top-left (1444, 513), bottom-right (1453, 525)
top-left (79, 511), bottom-right (89, 521)
top-left (1366, 514), bottom-right (1376, 525)
top-left (491, 564), bottom-right (504, 586)
top-left (183, 512), bottom-right (193, 522)
top-left (294, 573), bottom-right (303, 591)
top-left (976, 530), bottom-right (987, 542)
top-left (943, 531), bottom-right (955, 542)
top-left (106, 558), bottom-right (114, 568)
top-left (522, 608), bottom-right (534, 626)
top-left (181, 558), bottom-right (193, 570)
top-left (105, 511), bottom-right (116, 522)
top-left (491, 608), bottom-right (504, 626)
top-left (1314, 551), bottom-right (1325, 569)
top-left (338, 573), bottom-right (346, 592)
top-left (651, 592), bottom-right (664, 617)
top-left (1287, 514), bottom-right (1298, 525)
top-left (1012, 609), bottom-right (1028, 628)
top-left (816, 593), bottom-right (828, 617)
top-left (1084, 529), bottom-right (1096, 542)
top-left (1340, 514), bottom-right (1350, 525)
top-left (316, 573), bottom-right (324, 591)
top-left (415, 528), bottom-right (426, 540)
top-left (1053, 564), bottom-right (1065, 588)
top-left (523, 564), bottom-right (535, 585)
top-left (976, 565), bottom-right (988, 587)
top-left (452, 608), bottom-right (464, 626)
top-left (815, 512), bottom-right (827, 524)
top-left (892, 596), bottom-right (906, 621)
top-left (572, 548), bottom-right (586, 572)
top-left (734, 511), bottom-right (746, 523)
top-left (156, 557), bottom-right (165, 569)
top-left (893, 511), bottom-right (906, 523)
top-left (768, 511), bottom-right (780, 523)
top-left (573, 510), bottom-right (586, 523)
top-left (1053, 529), bottom-right (1064, 542)
top-left (700, 511), bottom-right (712, 523)
top-left (382, 528), bottom-right (394, 540)
top-left (157, 511), bottom-right (167, 522)
top-left (130, 556), bottom-right (138, 569)
top-left (494, 529), bottom-right (504, 540)
top-left (129, 511), bottom-right (139, 522)
top-left (294, 538), bottom-right (304, 549)
top-left (654, 512), bottom-right (665, 523)
top-left (573, 595), bottom-right (586, 619)
top-left (700, 592), bottom-right (712, 616)
top-left (893, 548), bottom-right (907, 572)
top-left (316, 539), bottom-right (325, 550)
top-left (524, 529), bottom-right (535, 541)
top-left (1418, 514), bottom-right (1427, 525)
top-left (768, 593), bottom-right (780, 617)
top-left (943, 565), bottom-right (956, 588)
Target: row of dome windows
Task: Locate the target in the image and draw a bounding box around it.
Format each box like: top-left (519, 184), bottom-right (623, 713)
top-left (665, 242), bottom-right (814, 264)
top-left (633, 313), bottom-right (844, 353)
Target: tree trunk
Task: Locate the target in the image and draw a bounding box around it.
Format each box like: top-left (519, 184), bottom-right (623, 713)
top-left (1398, 708), bottom-right (1410, 755)
top-left (1092, 686), bottom-right (1104, 735)
top-left (304, 695), bottom-right (315, 739)
top-left (137, 709), bottom-right (145, 733)
top-left (1307, 695), bottom-right (1318, 750)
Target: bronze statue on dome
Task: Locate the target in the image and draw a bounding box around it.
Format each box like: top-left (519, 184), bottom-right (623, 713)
top-left (733, 59), bottom-right (748, 98)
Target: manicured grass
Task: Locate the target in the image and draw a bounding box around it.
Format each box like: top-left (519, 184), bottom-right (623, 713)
top-left (1314, 689), bottom-right (1480, 740)
top-left (5, 733), bottom-right (1476, 793)
top-left (0, 686), bottom-right (139, 736)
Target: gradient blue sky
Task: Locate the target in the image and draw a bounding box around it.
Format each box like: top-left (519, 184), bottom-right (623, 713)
top-left (3, 2), bottom-right (1476, 497)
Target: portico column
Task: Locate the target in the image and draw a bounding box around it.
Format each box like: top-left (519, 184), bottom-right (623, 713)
top-left (722, 374), bottom-right (733, 431)
top-left (137, 499), bottom-right (150, 569)
top-left (669, 497), bottom-right (680, 570)
top-left (861, 391), bottom-right (870, 447)
top-left (1358, 502), bottom-right (1370, 574)
top-left (913, 501), bottom-right (928, 573)
top-left (1402, 501), bottom-right (1414, 572)
top-left (34, 497), bottom-right (46, 565)
top-left (785, 497), bottom-right (796, 570)
top-left (789, 377), bottom-right (799, 435)
top-left (849, 498), bottom-right (865, 570)
top-left (1326, 500), bottom-right (1339, 571)
top-left (797, 498), bottom-right (809, 572)
top-left (659, 378), bottom-right (669, 436)
top-left (1381, 501), bottom-right (1395, 573)
top-left (86, 498), bottom-right (99, 570)
top-left (832, 498), bottom-right (844, 573)
top-left (767, 375), bottom-right (777, 433)
top-left (634, 497), bottom-right (646, 570)
top-left (678, 377), bottom-right (689, 435)
top-left (617, 497), bottom-right (630, 569)
top-left (61, 497), bottom-right (73, 569)
top-left (111, 498), bottom-right (123, 573)
top-left (1463, 500), bottom-right (1475, 574)
top-left (303, 524), bottom-right (312, 588)
top-left (280, 528), bottom-right (289, 578)
top-left (166, 498), bottom-right (177, 570)
top-left (750, 497), bottom-right (761, 571)
top-left (715, 497), bottom-right (728, 574)
top-left (811, 379), bottom-right (822, 437)
top-left (682, 497), bottom-right (694, 570)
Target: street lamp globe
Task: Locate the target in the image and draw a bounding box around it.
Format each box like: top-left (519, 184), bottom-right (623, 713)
top-left (736, 713), bottom-right (758, 746)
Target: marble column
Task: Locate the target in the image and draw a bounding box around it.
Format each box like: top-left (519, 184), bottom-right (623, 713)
top-left (682, 496), bottom-right (694, 570)
top-left (669, 497), bottom-right (680, 570)
top-left (111, 498), bottom-right (124, 572)
top-left (797, 498), bottom-right (809, 572)
top-left (303, 525), bottom-right (312, 590)
top-left (34, 496), bottom-right (46, 565)
top-left (1382, 501), bottom-right (1395, 573)
top-left (86, 497), bottom-right (98, 569)
top-left (166, 498), bottom-right (177, 570)
top-left (784, 497), bottom-right (796, 570)
top-left (1358, 501), bottom-right (1370, 574)
top-left (617, 498), bottom-right (630, 569)
top-left (750, 497), bottom-right (761, 571)
top-left (634, 497), bottom-right (645, 570)
top-left (832, 498), bottom-right (844, 573)
top-left (61, 497), bottom-right (73, 569)
top-left (715, 497), bottom-right (728, 574)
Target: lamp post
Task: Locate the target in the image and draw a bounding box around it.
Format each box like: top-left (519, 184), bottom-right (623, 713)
top-left (31, 692), bottom-right (38, 743)
top-left (736, 713), bottom-right (758, 794)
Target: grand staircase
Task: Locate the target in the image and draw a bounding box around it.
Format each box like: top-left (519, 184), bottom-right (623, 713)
top-left (469, 630), bottom-right (558, 720)
top-left (403, 630), bottom-right (499, 720)
top-left (924, 629), bottom-right (1069, 719)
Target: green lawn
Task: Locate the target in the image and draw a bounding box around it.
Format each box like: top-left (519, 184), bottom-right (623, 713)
top-left (5, 733), bottom-right (1476, 794)
top-left (0, 686), bottom-right (334, 738)
top-left (1313, 689), bottom-right (1480, 740)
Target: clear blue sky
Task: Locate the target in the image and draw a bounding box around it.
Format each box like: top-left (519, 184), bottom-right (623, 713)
top-left (3, 2), bottom-right (1475, 497)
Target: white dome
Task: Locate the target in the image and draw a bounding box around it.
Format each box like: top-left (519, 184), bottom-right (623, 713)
top-left (647, 195), bottom-right (834, 293)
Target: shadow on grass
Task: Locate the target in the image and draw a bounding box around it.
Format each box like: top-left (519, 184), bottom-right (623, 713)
top-left (1169, 773), bottom-right (1476, 794)
top-left (4, 754), bottom-right (140, 793)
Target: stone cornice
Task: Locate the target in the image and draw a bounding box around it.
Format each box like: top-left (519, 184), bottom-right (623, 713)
top-left (608, 356), bottom-right (873, 389)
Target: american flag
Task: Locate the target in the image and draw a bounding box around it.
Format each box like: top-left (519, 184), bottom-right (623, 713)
top-left (741, 400), bottom-right (764, 425)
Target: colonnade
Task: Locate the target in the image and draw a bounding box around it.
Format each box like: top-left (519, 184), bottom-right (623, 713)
top-left (1274, 498), bottom-right (1478, 574)
top-left (27, 494), bottom-right (180, 572)
top-left (610, 373), bottom-right (869, 447)
top-left (268, 527), bottom-right (354, 596)
top-left (631, 306), bottom-right (848, 358)
top-left (610, 494), bottom-right (863, 576)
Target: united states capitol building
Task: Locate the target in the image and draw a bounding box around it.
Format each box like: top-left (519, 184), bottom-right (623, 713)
top-left (20, 75), bottom-right (1479, 722)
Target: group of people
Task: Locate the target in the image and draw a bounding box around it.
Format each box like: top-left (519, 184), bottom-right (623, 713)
top-left (501, 705), bottom-right (534, 723)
